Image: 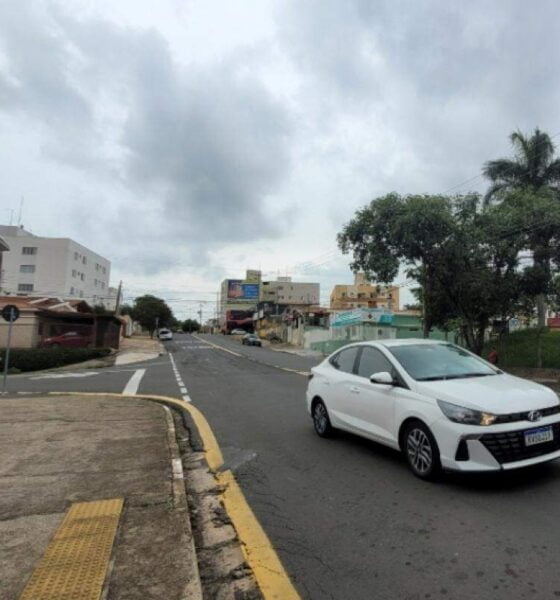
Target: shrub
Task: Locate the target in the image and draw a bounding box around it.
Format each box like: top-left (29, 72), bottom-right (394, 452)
top-left (483, 328), bottom-right (560, 369)
top-left (0, 347), bottom-right (112, 372)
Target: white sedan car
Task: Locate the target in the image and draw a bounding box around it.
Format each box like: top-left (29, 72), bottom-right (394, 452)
top-left (306, 339), bottom-right (560, 479)
top-left (158, 328), bottom-right (173, 341)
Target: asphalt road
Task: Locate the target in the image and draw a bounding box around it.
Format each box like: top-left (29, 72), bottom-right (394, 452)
top-left (7, 334), bottom-right (560, 599)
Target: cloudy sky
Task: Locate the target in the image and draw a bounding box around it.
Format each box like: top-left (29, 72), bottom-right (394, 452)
top-left (1, 1), bottom-right (559, 319)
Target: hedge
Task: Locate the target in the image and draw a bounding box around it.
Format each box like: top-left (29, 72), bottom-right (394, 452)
top-left (482, 328), bottom-right (560, 369)
top-left (0, 347), bottom-right (112, 373)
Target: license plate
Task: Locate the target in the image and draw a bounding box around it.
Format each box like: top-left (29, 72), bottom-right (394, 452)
top-left (524, 426), bottom-right (553, 446)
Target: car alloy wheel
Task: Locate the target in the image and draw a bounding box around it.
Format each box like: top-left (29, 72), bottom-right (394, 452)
top-left (404, 422), bottom-right (441, 480)
top-left (312, 400), bottom-right (334, 438)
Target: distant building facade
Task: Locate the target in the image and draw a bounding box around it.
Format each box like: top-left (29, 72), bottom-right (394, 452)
top-left (260, 277), bottom-right (319, 307)
top-left (219, 270), bottom-right (320, 333)
top-left (330, 273), bottom-right (399, 311)
top-left (0, 225), bottom-right (111, 305)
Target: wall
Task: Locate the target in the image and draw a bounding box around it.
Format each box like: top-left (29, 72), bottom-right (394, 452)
top-left (0, 313), bottom-right (39, 348)
top-left (303, 327), bottom-right (331, 348)
top-left (260, 280), bottom-right (319, 305)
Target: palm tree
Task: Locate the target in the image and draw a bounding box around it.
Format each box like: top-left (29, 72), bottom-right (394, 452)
top-left (483, 128), bottom-right (560, 326)
top-left (483, 129), bottom-right (560, 202)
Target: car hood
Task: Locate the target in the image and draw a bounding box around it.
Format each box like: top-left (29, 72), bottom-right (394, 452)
top-left (415, 373), bottom-right (559, 413)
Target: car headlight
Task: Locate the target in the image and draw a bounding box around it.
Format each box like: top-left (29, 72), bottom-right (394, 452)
top-left (437, 400), bottom-right (497, 426)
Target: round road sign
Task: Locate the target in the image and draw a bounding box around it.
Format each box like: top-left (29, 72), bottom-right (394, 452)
top-left (1, 305), bottom-right (20, 323)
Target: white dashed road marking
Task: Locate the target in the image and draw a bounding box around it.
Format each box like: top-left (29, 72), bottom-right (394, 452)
top-left (169, 352), bottom-right (191, 402)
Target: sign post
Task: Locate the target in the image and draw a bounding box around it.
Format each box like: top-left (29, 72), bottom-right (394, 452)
top-left (2, 304), bottom-right (20, 395)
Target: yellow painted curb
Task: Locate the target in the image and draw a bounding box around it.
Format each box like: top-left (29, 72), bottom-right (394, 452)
top-left (48, 392), bottom-right (224, 472)
top-left (47, 392), bottom-right (301, 600)
top-left (217, 470), bottom-right (301, 600)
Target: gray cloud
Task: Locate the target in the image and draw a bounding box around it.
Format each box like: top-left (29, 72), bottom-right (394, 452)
top-left (0, 1), bottom-right (293, 273)
top-left (278, 0), bottom-right (560, 194)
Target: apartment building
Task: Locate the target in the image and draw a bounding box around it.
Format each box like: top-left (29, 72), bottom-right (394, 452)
top-left (0, 225), bottom-right (111, 305)
top-left (260, 277), bottom-right (319, 305)
top-left (330, 272), bottom-right (399, 311)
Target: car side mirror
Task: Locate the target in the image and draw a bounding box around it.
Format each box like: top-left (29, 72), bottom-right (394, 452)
top-left (370, 371), bottom-right (395, 385)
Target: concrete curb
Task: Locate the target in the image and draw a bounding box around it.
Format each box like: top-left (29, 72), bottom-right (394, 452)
top-left (47, 392), bottom-right (301, 600)
top-left (162, 406), bottom-right (203, 600)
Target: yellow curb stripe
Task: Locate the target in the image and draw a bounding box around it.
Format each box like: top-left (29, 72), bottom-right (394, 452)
top-left (19, 498), bottom-right (123, 600)
top-left (217, 470), bottom-right (300, 600)
top-left (47, 392), bottom-right (300, 600)
top-left (48, 392), bottom-right (224, 472)
top-left (280, 367), bottom-right (309, 376)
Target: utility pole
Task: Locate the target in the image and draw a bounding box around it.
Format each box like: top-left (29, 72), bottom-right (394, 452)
top-left (115, 280), bottom-right (123, 314)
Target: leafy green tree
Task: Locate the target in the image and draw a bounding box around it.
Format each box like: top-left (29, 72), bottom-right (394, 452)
top-left (483, 129), bottom-right (560, 325)
top-left (119, 303), bottom-right (133, 316)
top-left (182, 319), bottom-right (201, 333)
top-left (338, 193), bottom-right (527, 354)
top-left (483, 129), bottom-right (560, 202)
top-left (130, 295), bottom-right (174, 337)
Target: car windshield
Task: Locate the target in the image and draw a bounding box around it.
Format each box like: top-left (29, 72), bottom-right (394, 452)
top-left (388, 343), bottom-right (498, 381)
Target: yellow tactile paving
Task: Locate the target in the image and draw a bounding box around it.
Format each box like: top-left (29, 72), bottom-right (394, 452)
top-left (19, 498), bottom-right (124, 600)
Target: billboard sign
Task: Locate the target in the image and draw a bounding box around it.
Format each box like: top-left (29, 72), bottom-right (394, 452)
top-left (227, 280), bottom-right (260, 301)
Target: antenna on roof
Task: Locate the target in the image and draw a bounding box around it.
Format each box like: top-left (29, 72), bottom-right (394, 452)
top-left (17, 197), bottom-right (24, 227)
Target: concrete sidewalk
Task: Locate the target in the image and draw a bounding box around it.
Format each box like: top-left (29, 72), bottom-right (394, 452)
top-left (115, 336), bottom-right (164, 366)
top-left (0, 395), bottom-right (201, 600)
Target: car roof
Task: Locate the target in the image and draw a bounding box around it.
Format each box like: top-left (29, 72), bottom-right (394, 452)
top-left (336, 338), bottom-right (448, 350)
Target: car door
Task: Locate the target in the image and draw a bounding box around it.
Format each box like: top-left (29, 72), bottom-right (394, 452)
top-left (326, 346), bottom-right (363, 434)
top-left (348, 346), bottom-right (404, 445)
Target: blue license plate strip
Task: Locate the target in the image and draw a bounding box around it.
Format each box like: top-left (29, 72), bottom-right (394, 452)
top-left (524, 426), bottom-right (553, 446)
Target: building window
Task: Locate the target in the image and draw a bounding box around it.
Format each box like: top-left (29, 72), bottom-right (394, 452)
top-left (82, 256), bottom-right (86, 264)
top-left (102, 267), bottom-right (106, 274)
top-left (19, 265), bottom-right (36, 273)
top-left (70, 287), bottom-right (74, 295)
top-left (22, 247), bottom-right (37, 255)
top-left (81, 273), bottom-right (85, 281)
top-left (79, 290), bottom-right (84, 297)
top-left (74, 251), bottom-right (79, 260)
top-left (101, 282), bottom-right (105, 289)
top-left (18, 283), bottom-right (34, 292)
top-left (94, 279), bottom-right (98, 286)
top-left (72, 269), bottom-right (77, 277)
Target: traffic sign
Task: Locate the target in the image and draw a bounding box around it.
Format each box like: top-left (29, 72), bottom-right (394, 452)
top-left (1, 305), bottom-right (20, 323)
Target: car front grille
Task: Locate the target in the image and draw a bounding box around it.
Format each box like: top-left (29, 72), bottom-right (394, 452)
top-left (494, 405), bottom-right (560, 424)
top-left (480, 422), bottom-right (560, 464)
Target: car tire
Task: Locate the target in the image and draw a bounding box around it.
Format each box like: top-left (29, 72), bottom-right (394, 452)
top-left (403, 421), bottom-right (441, 481)
top-left (312, 399), bottom-right (335, 438)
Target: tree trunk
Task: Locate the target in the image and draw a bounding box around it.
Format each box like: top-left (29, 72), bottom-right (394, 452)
top-left (422, 273), bottom-right (430, 338)
top-left (536, 327), bottom-right (544, 369)
top-left (536, 294), bottom-right (547, 328)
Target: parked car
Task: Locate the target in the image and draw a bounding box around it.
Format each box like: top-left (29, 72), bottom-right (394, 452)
top-left (41, 331), bottom-right (93, 348)
top-left (158, 328), bottom-right (173, 341)
top-left (242, 334), bottom-right (262, 347)
top-left (230, 329), bottom-right (247, 335)
top-left (306, 339), bottom-right (560, 480)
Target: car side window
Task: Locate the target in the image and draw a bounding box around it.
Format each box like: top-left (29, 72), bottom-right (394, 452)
top-left (357, 347), bottom-right (395, 378)
top-left (330, 347), bottom-right (359, 374)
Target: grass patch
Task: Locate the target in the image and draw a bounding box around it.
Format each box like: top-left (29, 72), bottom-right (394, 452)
top-left (483, 328), bottom-right (560, 369)
top-left (0, 347), bottom-right (112, 372)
